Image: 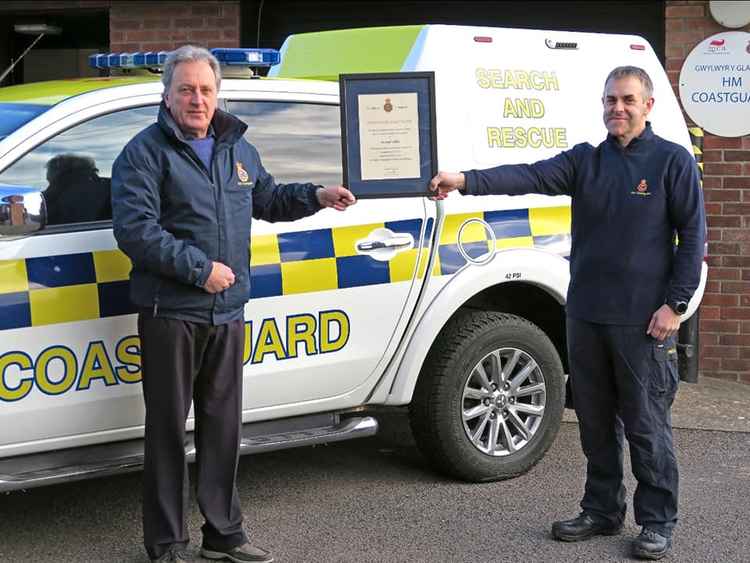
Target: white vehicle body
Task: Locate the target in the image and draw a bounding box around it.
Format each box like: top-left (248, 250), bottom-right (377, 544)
top-left (0, 25), bottom-right (706, 488)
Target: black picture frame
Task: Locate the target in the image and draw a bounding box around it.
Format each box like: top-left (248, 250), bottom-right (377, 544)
top-left (339, 71), bottom-right (437, 199)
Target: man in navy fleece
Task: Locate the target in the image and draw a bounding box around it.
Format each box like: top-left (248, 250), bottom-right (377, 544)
top-left (430, 66), bottom-right (705, 561)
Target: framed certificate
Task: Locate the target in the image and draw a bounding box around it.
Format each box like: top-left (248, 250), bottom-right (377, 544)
top-left (339, 72), bottom-right (437, 198)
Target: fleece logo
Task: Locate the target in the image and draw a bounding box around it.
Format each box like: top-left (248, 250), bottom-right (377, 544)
top-left (236, 162), bottom-right (253, 187)
top-left (631, 178), bottom-right (651, 197)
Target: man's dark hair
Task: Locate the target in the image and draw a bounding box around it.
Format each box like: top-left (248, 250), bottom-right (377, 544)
top-left (604, 66), bottom-right (654, 100)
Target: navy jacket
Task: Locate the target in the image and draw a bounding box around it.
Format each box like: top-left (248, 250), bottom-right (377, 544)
top-left (463, 124), bottom-right (705, 325)
top-left (112, 103), bottom-right (321, 324)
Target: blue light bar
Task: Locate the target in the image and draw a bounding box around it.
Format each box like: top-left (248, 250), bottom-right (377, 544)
top-left (211, 48), bottom-right (280, 66)
top-left (88, 48), bottom-right (279, 70)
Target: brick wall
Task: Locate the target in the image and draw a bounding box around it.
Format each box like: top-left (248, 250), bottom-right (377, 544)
top-left (665, 1), bottom-right (750, 384)
top-left (109, 0), bottom-right (240, 52)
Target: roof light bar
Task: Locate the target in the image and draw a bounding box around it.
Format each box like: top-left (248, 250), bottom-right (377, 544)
top-left (88, 48), bottom-right (280, 71)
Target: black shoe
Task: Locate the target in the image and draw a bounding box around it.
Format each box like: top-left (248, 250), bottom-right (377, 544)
top-left (151, 546), bottom-right (191, 562)
top-left (201, 542), bottom-right (274, 563)
top-left (632, 528), bottom-right (672, 560)
top-left (551, 513), bottom-right (623, 542)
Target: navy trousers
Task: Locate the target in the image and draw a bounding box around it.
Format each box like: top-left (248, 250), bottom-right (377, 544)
top-left (566, 316), bottom-right (680, 537)
top-left (138, 314), bottom-right (248, 559)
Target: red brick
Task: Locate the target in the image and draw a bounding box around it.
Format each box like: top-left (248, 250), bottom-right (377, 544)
top-left (743, 137), bottom-right (750, 149)
top-left (125, 31), bottom-right (157, 42)
top-left (739, 372), bottom-right (750, 384)
top-left (719, 334), bottom-right (750, 346)
top-left (111, 31), bottom-right (125, 43)
top-left (723, 177), bottom-right (749, 189)
top-left (704, 189), bottom-right (741, 202)
top-left (724, 204), bottom-right (750, 215)
top-left (723, 307), bottom-right (750, 320)
top-left (704, 136), bottom-right (744, 149)
top-left (702, 293), bottom-right (739, 306)
top-left (704, 202), bottom-right (722, 215)
top-left (704, 280), bottom-right (721, 293)
top-left (743, 270), bottom-right (750, 282)
top-left (112, 19), bottom-right (143, 31)
top-left (701, 151), bottom-right (723, 163)
top-left (221, 3), bottom-right (240, 17)
top-left (208, 40), bottom-right (239, 48)
top-left (724, 150), bottom-right (750, 162)
top-left (704, 371), bottom-right (741, 383)
top-left (175, 18), bottom-right (205, 28)
top-left (701, 176), bottom-right (722, 189)
top-left (192, 5), bottom-right (221, 16)
top-left (706, 255), bottom-right (722, 267)
top-left (110, 43), bottom-right (142, 52)
top-left (707, 215), bottom-right (741, 228)
top-left (669, 29), bottom-right (706, 45)
top-left (700, 333), bottom-right (720, 345)
top-left (691, 19), bottom-right (726, 33)
top-left (223, 28), bottom-right (240, 40)
top-left (700, 306), bottom-right (721, 320)
top-left (143, 19), bottom-right (173, 30)
top-left (139, 42), bottom-right (178, 51)
top-left (723, 230), bottom-right (750, 242)
top-left (743, 163), bottom-right (750, 176)
top-left (709, 267), bottom-right (741, 280)
top-left (699, 357), bottom-right (721, 370)
top-left (666, 58), bottom-right (683, 71)
top-left (704, 163), bottom-right (742, 176)
top-left (722, 358), bottom-right (750, 371)
top-left (187, 29), bottom-right (224, 41)
top-left (708, 242), bottom-right (740, 255)
top-left (700, 358), bottom-right (721, 372)
top-left (707, 228), bottom-right (722, 241)
top-left (722, 281), bottom-right (750, 294)
top-left (666, 45), bottom-right (686, 58)
top-left (666, 5), bottom-right (705, 18)
top-left (741, 346), bottom-right (750, 359)
top-left (170, 31), bottom-right (190, 41)
top-left (702, 345), bottom-right (737, 358)
top-left (205, 17), bottom-right (237, 28)
top-left (723, 256), bottom-right (750, 267)
top-left (666, 19), bottom-right (685, 32)
top-left (701, 319), bottom-right (740, 333)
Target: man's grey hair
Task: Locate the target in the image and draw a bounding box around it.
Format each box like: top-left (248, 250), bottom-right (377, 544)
top-left (162, 45), bottom-right (221, 93)
top-left (604, 66), bottom-right (654, 100)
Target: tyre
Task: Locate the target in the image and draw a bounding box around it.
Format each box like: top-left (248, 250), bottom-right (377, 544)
top-left (409, 310), bottom-right (565, 482)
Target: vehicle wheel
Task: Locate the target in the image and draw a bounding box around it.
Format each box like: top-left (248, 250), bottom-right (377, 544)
top-left (409, 310), bottom-right (565, 482)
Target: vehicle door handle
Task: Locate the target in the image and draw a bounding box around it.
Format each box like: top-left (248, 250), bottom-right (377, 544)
top-left (356, 235), bottom-right (412, 252)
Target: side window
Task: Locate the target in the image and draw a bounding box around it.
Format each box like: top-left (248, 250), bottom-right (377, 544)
top-left (226, 101), bottom-right (342, 186)
top-left (0, 105), bottom-right (158, 227)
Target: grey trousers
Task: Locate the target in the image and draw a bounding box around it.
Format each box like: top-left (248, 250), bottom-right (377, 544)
top-left (138, 314), bottom-right (248, 559)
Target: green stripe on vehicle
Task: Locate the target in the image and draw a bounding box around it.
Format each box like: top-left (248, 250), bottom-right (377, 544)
top-left (273, 25), bottom-right (425, 81)
top-left (0, 76), bottom-right (160, 105)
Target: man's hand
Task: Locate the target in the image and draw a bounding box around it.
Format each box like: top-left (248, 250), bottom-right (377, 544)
top-left (203, 261), bottom-right (235, 294)
top-left (647, 304), bottom-right (681, 341)
top-left (316, 186), bottom-right (356, 211)
top-left (429, 171), bottom-right (465, 200)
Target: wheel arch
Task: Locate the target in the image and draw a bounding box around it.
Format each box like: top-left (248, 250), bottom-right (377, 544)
top-left (385, 248), bottom-right (569, 405)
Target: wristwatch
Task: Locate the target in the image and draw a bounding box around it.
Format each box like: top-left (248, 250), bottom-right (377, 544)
top-left (668, 300), bottom-right (688, 315)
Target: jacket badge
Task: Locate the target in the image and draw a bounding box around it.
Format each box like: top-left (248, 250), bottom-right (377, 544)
top-left (631, 178), bottom-right (651, 197)
top-left (236, 162), bottom-right (252, 186)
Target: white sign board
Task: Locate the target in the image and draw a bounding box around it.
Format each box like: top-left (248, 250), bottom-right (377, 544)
top-left (678, 31), bottom-right (750, 137)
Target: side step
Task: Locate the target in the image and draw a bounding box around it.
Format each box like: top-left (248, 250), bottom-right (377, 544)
top-left (0, 414), bottom-right (378, 492)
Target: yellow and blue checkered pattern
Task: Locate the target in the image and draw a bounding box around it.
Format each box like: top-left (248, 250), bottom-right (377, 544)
top-left (0, 207), bottom-right (571, 331)
top-left (0, 250), bottom-right (133, 331)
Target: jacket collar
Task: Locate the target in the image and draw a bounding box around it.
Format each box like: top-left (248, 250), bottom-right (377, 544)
top-left (606, 121), bottom-right (654, 150)
top-left (157, 102), bottom-right (247, 147)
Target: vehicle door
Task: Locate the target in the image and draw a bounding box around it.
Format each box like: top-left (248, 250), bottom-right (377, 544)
top-left (0, 99), bottom-right (160, 455)
top-left (223, 92), bottom-right (433, 414)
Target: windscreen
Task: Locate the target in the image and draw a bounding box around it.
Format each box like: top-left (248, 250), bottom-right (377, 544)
top-left (0, 103), bottom-right (50, 140)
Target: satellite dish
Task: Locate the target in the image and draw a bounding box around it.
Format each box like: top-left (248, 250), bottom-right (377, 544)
top-left (709, 0), bottom-right (750, 28)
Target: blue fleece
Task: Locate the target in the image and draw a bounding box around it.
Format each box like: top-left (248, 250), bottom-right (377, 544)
top-left (463, 123), bottom-right (705, 325)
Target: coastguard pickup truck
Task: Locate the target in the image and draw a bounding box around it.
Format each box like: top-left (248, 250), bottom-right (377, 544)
top-left (0, 25), bottom-right (706, 490)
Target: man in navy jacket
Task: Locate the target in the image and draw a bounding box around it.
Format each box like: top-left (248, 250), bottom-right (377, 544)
top-left (112, 45), bottom-right (355, 563)
top-left (430, 66), bottom-right (705, 561)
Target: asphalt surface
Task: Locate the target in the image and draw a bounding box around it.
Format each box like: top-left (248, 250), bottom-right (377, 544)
top-left (1, 377), bottom-right (749, 563)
